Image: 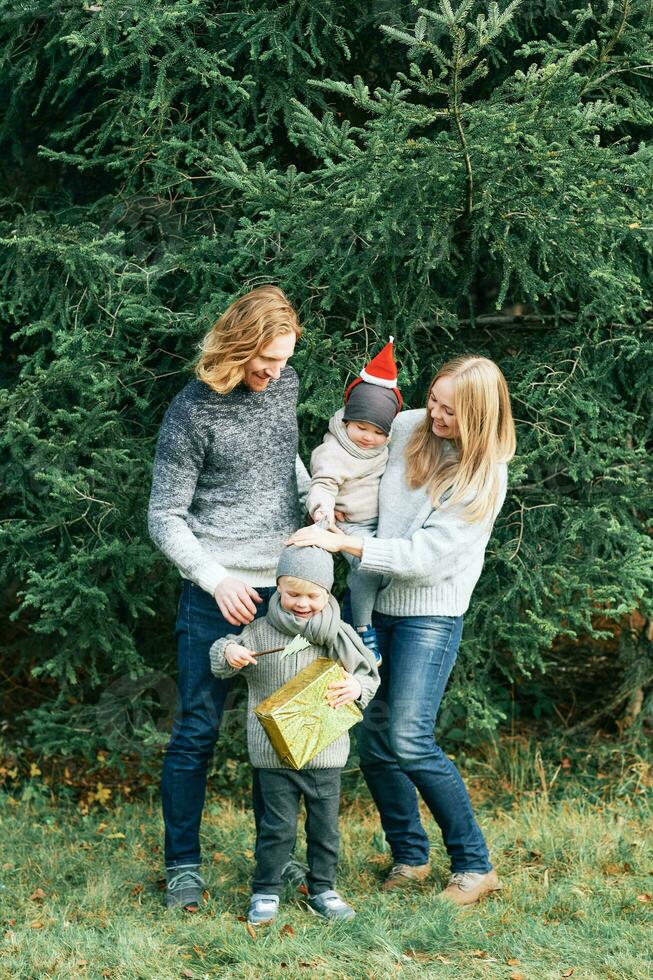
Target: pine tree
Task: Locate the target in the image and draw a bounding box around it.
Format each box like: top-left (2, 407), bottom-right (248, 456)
top-left (1, 1), bottom-right (652, 760)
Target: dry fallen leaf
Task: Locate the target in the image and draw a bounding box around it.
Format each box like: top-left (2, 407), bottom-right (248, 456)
top-left (30, 921), bottom-right (44, 929)
top-left (561, 971), bottom-right (574, 978)
top-left (101, 971), bottom-right (111, 978)
top-left (212, 851), bottom-right (227, 863)
top-left (181, 970), bottom-right (194, 979)
top-left (244, 849), bottom-right (254, 859)
top-left (636, 893), bottom-right (651, 903)
top-left (434, 955), bottom-right (452, 964)
top-left (246, 922), bottom-right (257, 940)
top-left (506, 959), bottom-right (520, 966)
top-left (235, 914), bottom-right (247, 922)
top-left (106, 833), bottom-right (125, 840)
top-left (30, 888), bottom-right (47, 902)
top-left (279, 924), bottom-right (294, 938)
top-left (471, 950), bottom-right (488, 959)
top-left (510, 973), bottom-right (525, 980)
top-left (131, 884), bottom-right (144, 896)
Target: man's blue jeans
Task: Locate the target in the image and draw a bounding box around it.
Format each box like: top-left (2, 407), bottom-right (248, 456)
top-left (161, 579), bottom-right (274, 869)
top-left (356, 611), bottom-right (492, 873)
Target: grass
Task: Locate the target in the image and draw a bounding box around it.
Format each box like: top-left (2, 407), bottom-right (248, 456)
top-left (1, 746), bottom-right (653, 980)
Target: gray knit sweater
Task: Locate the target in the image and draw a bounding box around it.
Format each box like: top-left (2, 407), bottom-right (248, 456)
top-left (147, 370), bottom-right (310, 595)
top-left (210, 616), bottom-right (378, 769)
top-left (356, 410), bottom-right (509, 617)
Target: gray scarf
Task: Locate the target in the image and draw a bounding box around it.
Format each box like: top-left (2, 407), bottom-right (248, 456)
top-left (328, 408), bottom-right (388, 461)
top-left (266, 591), bottom-right (373, 673)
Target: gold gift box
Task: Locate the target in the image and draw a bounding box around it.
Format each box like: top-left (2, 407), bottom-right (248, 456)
top-left (254, 658), bottom-right (363, 770)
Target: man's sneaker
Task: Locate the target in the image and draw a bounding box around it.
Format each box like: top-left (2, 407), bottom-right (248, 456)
top-left (381, 862), bottom-right (430, 892)
top-left (247, 893), bottom-right (280, 925)
top-left (306, 889), bottom-right (356, 921)
top-left (165, 865), bottom-right (206, 911)
top-left (356, 625), bottom-right (382, 666)
top-left (440, 869), bottom-right (502, 907)
top-left (281, 858), bottom-right (309, 891)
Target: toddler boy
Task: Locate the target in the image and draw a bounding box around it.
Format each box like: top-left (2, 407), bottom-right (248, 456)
top-left (209, 545), bottom-right (379, 924)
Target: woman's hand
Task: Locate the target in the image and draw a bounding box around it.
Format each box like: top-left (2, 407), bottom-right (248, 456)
top-left (326, 671), bottom-right (362, 709)
top-left (225, 642), bottom-right (258, 669)
top-left (286, 524), bottom-right (346, 552)
top-left (287, 524), bottom-right (364, 558)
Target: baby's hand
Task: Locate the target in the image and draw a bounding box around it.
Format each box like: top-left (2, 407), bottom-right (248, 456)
top-left (326, 671), bottom-right (362, 709)
top-left (312, 508), bottom-right (335, 528)
top-left (225, 642), bottom-right (258, 669)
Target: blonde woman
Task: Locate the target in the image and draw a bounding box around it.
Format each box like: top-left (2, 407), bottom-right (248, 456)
top-left (288, 356), bottom-right (515, 907)
top-left (148, 285), bottom-right (310, 911)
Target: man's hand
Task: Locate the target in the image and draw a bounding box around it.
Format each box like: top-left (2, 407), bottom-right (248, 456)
top-left (225, 642), bottom-right (258, 669)
top-left (326, 671), bottom-right (362, 709)
top-left (214, 577), bottom-right (262, 626)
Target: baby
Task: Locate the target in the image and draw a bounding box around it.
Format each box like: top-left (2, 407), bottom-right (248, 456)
top-left (306, 339), bottom-right (402, 662)
top-left (209, 544), bottom-right (379, 925)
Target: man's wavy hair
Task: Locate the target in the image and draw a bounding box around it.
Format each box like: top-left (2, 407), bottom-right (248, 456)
top-left (405, 356), bottom-right (516, 525)
top-left (195, 285), bottom-right (302, 394)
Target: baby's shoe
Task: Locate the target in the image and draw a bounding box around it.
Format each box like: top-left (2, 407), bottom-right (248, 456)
top-left (356, 625), bottom-right (382, 666)
top-left (247, 893), bottom-right (280, 925)
top-left (307, 889), bottom-right (356, 921)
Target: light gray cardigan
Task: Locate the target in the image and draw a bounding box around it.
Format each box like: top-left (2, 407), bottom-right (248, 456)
top-left (354, 410), bottom-right (508, 617)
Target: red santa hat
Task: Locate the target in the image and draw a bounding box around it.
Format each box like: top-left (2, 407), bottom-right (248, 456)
top-left (344, 336), bottom-right (403, 409)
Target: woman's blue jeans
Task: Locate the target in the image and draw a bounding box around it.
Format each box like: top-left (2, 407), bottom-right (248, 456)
top-left (356, 611), bottom-right (492, 873)
top-left (161, 579), bottom-right (275, 869)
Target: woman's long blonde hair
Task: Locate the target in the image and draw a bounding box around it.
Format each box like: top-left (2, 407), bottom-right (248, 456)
top-left (405, 356), bottom-right (516, 524)
top-left (195, 285), bottom-right (302, 394)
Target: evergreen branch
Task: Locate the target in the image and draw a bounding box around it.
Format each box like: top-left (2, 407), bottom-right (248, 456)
top-left (449, 25), bottom-right (474, 219)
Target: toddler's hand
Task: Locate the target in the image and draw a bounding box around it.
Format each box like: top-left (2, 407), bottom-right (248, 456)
top-left (312, 508), bottom-right (335, 528)
top-left (225, 643), bottom-right (258, 669)
top-left (326, 671), bottom-right (362, 709)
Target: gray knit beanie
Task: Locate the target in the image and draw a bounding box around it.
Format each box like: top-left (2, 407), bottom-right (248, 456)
top-left (343, 381), bottom-right (400, 435)
top-left (276, 545), bottom-right (334, 592)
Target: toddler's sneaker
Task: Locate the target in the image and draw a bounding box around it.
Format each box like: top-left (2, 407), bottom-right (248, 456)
top-left (247, 893), bottom-right (280, 925)
top-left (356, 625), bottom-right (382, 666)
top-left (307, 889), bottom-right (356, 921)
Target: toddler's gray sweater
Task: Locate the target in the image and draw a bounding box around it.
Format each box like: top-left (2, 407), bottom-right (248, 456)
top-left (210, 617), bottom-right (378, 769)
top-left (147, 369), bottom-right (310, 595)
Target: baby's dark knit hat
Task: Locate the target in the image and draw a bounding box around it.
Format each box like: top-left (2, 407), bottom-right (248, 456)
top-left (276, 544), bottom-right (334, 592)
top-left (343, 337), bottom-right (402, 435)
top-left (343, 382), bottom-right (400, 435)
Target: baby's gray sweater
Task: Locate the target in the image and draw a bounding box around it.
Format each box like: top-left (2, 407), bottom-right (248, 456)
top-left (356, 410), bottom-right (509, 617)
top-left (210, 617), bottom-right (378, 769)
top-left (147, 370), bottom-right (310, 595)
